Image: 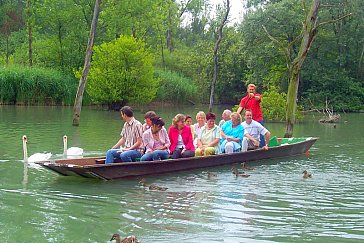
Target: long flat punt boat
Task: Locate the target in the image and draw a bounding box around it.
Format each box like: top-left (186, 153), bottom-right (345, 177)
top-left (35, 137), bottom-right (318, 180)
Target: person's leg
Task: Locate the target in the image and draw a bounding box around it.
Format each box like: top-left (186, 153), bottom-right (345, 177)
top-left (120, 150), bottom-right (141, 162)
top-left (171, 148), bottom-right (182, 159)
top-left (140, 152), bottom-right (153, 161)
top-left (195, 148), bottom-right (203, 157)
top-left (258, 120), bottom-right (266, 147)
top-left (225, 142), bottom-right (234, 153)
top-left (181, 149), bottom-right (195, 158)
top-left (152, 150), bottom-right (169, 160)
top-left (204, 147), bottom-right (215, 156)
top-left (105, 149), bottom-right (120, 164)
top-left (242, 137), bottom-right (249, 152)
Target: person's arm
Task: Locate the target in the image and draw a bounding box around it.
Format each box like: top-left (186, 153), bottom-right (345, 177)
top-left (143, 132), bottom-right (153, 153)
top-left (111, 137), bottom-right (125, 149)
top-left (263, 131), bottom-right (271, 150)
top-left (207, 138), bottom-right (220, 147)
top-left (123, 137), bottom-right (142, 151)
top-left (245, 133), bottom-right (259, 148)
top-left (254, 93), bottom-right (261, 101)
top-left (221, 129), bottom-right (227, 139)
top-left (237, 106), bottom-right (243, 115)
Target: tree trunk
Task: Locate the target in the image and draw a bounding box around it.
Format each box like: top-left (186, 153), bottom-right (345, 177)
top-left (284, 0), bottom-right (320, 137)
top-left (6, 36), bottom-right (9, 65)
top-left (166, 2), bottom-right (173, 51)
top-left (27, 0), bottom-right (33, 67)
top-left (208, 0), bottom-right (230, 112)
top-left (72, 0), bottom-right (101, 126)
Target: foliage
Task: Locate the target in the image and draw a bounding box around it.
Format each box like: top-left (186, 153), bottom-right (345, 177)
top-left (0, 65), bottom-right (78, 105)
top-left (0, 0), bottom-right (363, 112)
top-left (87, 35), bottom-right (158, 106)
top-left (154, 68), bottom-right (197, 104)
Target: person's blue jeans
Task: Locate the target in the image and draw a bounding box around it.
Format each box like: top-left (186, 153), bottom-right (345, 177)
top-left (105, 149), bottom-right (141, 164)
top-left (258, 120), bottom-right (266, 147)
top-left (140, 150), bottom-right (169, 161)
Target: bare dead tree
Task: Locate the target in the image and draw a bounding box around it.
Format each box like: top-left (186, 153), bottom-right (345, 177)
top-left (72, 0), bottom-right (101, 126)
top-left (209, 0), bottom-right (230, 112)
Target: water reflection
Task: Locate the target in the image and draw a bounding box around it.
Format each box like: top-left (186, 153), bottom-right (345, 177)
top-left (1, 107), bottom-right (364, 242)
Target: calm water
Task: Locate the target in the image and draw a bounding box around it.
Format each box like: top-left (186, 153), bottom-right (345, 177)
top-left (0, 106), bottom-right (363, 242)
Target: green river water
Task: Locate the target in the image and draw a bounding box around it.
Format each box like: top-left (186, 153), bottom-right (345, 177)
top-left (0, 105), bottom-right (363, 242)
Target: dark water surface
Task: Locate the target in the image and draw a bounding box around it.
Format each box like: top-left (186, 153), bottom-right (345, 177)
top-left (0, 106), bottom-right (363, 242)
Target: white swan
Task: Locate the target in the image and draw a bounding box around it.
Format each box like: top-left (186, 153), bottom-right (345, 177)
top-left (63, 135), bottom-right (83, 157)
top-left (22, 135), bottom-right (52, 162)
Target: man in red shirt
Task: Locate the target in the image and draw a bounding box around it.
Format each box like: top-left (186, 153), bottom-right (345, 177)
top-left (237, 84), bottom-right (265, 146)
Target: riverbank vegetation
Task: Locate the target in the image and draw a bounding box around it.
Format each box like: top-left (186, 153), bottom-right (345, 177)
top-left (0, 0), bottom-right (363, 117)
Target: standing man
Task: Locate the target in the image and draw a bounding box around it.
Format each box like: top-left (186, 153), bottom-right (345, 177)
top-left (105, 106), bottom-right (143, 164)
top-left (218, 109), bottom-right (232, 127)
top-left (241, 109), bottom-right (270, 152)
top-left (237, 84), bottom-right (265, 146)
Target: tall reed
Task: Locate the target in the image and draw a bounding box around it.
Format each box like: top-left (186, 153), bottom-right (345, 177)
top-left (154, 69), bottom-right (197, 104)
top-left (0, 65), bottom-right (79, 105)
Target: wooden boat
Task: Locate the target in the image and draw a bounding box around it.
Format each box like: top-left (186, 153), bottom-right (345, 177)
top-left (35, 137), bottom-right (318, 180)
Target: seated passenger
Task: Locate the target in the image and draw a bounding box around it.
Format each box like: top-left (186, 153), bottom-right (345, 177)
top-left (140, 116), bottom-right (170, 161)
top-left (195, 112), bottom-right (221, 156)
top-left (185, 115), bottom-right (195, 139)
top-left (241, 109), bottom-right (270, 151)
top-left (220, 112), bottom-right (244, 153)
top-left (193, 111), bottom-right (206, 147)
top-left (142, 110), bottom-right (156, 132)
top-left (105, 106), bottom-right (143, 163)
top-left (168, 114), bottom-right (195, 159)
top-left (218, 109), bottom-right (232, 127)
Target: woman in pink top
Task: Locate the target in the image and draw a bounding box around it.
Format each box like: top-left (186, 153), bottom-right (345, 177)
top-left (141, 116), bottom-right (170, 161)
top-left (168, 114), bottom-right (195, 159)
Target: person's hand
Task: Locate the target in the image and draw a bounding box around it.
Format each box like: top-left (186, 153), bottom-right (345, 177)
top-left (253, 140), bottom-right (259, 148)
top-left (263, 144), bottom-right (269, 150)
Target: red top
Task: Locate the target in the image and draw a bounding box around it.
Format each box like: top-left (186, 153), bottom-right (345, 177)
top-left (239, 93), bottom-right (263, 121)
top-left (168, 125), bottom-right (195, 153)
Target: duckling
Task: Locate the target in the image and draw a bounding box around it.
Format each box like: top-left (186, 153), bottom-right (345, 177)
top-left (241, 162), bottom-right (255, 171)
top-left (303, 170), bottom-right (312, 179)
top-left (139, 178), bottom-right (149, 187)
top-left (231, 167), bottom-right (251, 177)
top-left (207, 171), bottom-right (217, 178)
top-left (149, 184), bottom-right (168, 191)
top-left (139, 178), bottom-right (168, 191)
top-left (110, 233), bottom-right (139, 243)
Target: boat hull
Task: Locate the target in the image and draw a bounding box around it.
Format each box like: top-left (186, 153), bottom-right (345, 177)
top-left (36, 137), bottom-right (318, 180)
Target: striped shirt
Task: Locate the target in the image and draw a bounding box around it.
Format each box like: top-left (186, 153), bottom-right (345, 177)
top-left (120, 117), bottom-right (143, 149)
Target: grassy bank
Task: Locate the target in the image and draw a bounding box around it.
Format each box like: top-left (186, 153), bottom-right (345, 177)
top-left (0, 65), bottom-right (79, 105)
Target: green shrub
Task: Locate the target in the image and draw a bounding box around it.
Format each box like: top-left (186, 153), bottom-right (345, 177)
top-left (87, 35), bottom-right (158, 107)
top-left (154, 69), bottom-right (198, 104)
top-left (0, 65), bottom-right (78, 105)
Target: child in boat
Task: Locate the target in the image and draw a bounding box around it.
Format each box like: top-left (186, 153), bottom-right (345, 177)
top-left (140, 116), bottom-right (171, 161)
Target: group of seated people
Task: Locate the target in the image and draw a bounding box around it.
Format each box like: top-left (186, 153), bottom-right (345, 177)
top-left (105, 106), bottom-right (270, 164)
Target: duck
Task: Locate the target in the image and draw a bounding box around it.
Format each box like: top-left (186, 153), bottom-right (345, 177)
top-left (63, 135), bottom-right (83, 157)
top-left (139, 178), bottom-right (168, 191)
top-left (22, 135), bottom-right (52, 163)
top-left (110, 233), bottom-right (139, 243)
top-left (303, 170), bottom-right (312, 179)
top-left (207, 171), bottom-right (217, 178)
top-left (241, 162), bottom-right (255, 171)
top-left (231, 167), bottom-right (251, 177)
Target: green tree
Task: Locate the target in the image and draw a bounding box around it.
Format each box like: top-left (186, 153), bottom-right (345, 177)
top-left (87, 35), bottom-right (158, 109)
